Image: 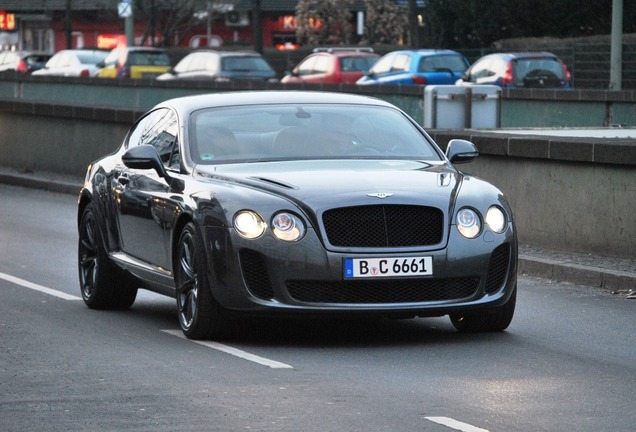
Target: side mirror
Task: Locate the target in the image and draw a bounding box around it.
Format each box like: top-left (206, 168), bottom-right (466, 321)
top-left (122, 145), bottom-right (184, 191)
top-left (445, 139), bottom-right (478, 164)
top-left (96, 60), bottom-right (105, 68)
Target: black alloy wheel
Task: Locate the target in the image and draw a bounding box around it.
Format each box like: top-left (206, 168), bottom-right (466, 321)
top-left (449, 284), bottom-right (516, 333)
top-left (78, 203), bottom-right (137, 309)
top-left (175, 222), bottom-right (225, 340)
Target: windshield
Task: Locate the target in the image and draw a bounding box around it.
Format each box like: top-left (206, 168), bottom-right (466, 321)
top-left (221, 56), bottom-right (274, 72)
top-left (189, 104), bottom-right (442, 164)
top-left (513, 58), bottom-right (565, 83)
top-left (77, 51), bottom-right (107, 64)
top-left (418, 55), bottom-right (468, 72)
top-left (129, 51), bottom-right (171, 66)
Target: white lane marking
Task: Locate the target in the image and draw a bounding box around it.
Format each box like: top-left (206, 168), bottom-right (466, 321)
top-left (0, 272), bottom-right (82, 300)
top-left (161, 329), bottom-right (294, 369)
top-left (425, 417), bottom-right (489, 432)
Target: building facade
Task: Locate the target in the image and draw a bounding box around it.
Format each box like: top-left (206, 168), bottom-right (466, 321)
top-left (0, 0), bottom-right (369, 53)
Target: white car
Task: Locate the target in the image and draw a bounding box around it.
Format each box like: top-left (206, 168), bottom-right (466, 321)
top-left (32, 49), bottom-right (108, 77)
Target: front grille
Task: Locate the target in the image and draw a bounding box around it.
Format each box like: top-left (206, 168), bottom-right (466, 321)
top-left (286, 277), bottom-right (479, 304)
top-left (239, 249), bottom-right (274, 300)
top-left (485, 244), bottom-right (511, 294)
top-left (322, 205), bottom-right (444, 248)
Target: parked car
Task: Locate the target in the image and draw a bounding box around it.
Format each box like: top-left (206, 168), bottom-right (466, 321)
top-left (356, 49), bottom-right (470, 86)
top-left (156, 50), bottom-right (278, 82)
top-left (77, 90), bottom-right (518, 340)
top-left (456, 52), bottom-right (572, 89)
top-left (0, 50), bottom-right (50, 74)
top-left (31, 49), bottom-right (107, 77)
top-left (97, 47), bottom-right (171, 79)
top-left (281, 47), bottom-right (379, 84)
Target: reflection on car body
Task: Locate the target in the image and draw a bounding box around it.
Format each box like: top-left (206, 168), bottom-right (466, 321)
top-left (156, 49), bottom-right (277, 82)
top-left (281, 47), bottom-right (379, 84)
top-left (77, 91), bottom-right (517, 340)
top-left (32, 49), bottom-right (107, 77)
top-left (456, 52), bottom-right (572, 89)
top-left (357, 49), bottom-right (470, 86)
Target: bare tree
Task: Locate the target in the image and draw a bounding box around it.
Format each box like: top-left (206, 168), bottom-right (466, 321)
top-left (134, 0), bottom-right (237, 47)
top-left (295, 0), bottom-right (353, 46)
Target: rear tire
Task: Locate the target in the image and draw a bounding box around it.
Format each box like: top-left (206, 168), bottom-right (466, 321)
top-left (450, 284), bottom-right (516, 333)
top-left (78, 203), bottom-right (137, 309)
top-left (175, 222), bottom-right (227, 340)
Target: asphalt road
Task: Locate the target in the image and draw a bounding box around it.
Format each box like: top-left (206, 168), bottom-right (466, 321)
top-left (1, 184), bottom-right (634, 432)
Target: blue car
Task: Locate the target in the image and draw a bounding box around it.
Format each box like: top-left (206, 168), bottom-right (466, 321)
top-left (356, 49), bottom-right (470, 86)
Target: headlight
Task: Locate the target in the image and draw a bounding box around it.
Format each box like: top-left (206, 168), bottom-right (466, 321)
top-left (233, 210), bottom-right (266, 239)
top-left (272, 212), bottom-right (305, 242)
top-left (457, 208), bottom-right (481, 238)
top-left (486, 206), bottom-right (506, 233)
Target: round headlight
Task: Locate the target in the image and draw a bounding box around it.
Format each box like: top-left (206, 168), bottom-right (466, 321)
top-left (272, 212), bottom-right (305, 242)
top-left (233, 210), bottom-right (266, 239)
top-left (486, 206), bottom-right (506, 233)
top-left (457, 208), bottom-right (481, 239)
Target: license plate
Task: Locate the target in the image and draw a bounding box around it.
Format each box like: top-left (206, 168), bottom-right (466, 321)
top-left (344, 257), bottom-right (433, 279)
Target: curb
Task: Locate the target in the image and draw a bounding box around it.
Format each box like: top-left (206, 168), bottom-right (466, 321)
top-left (518, 255), bottom-right (636, 293)
top-left (0, 172), bottom-right (82, 196)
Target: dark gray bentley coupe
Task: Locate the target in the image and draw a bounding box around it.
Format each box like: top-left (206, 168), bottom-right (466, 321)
top-left (77, 91), bottom-right (517, 339)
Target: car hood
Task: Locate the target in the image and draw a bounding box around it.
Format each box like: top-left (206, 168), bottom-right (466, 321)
top-left (194, 159), bottom-right (463, 212)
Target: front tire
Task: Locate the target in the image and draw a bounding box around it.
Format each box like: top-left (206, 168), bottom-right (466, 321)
top-left (175, 222), bottom-right (227, 340)
top-left (450, 284), bottom-right (516, 333)
top-left (78, 203), bottom-right (137, 309)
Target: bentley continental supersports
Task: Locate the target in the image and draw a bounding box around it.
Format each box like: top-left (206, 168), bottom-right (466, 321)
top-left (77, 91), bottom-right (517, 339)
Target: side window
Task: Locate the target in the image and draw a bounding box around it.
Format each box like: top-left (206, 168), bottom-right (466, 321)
top-left (127, 108), bottom-right (180, 169)
top-left (313, 55), bottom-right (330, 74)
top-left (297, 56), bottom-right (317, 75)
top-left (369, 54), bottom-right (394, 75)
top-left (469, 59), bottom-right (492, 80)
top-left (103, 50), bottom-right (118, 68)
top-left (204, 55), bottom-right (218, 73)
top-left (391, 54), bottom-right (410, 72)
top-left (173, 55), bottom-right (192, 73)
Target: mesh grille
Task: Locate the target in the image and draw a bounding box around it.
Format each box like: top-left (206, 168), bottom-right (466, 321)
top-left (239, 249), bottom-right (274, 300)
top-left (485, 243), bottom-right (511, 294)
top-left (322, 205), bottom-right (444, 248)
top-left (286, 277), bottom-right (479, 304)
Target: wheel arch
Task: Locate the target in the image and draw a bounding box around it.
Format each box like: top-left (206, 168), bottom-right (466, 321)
top-left (171, 213), bottom-right (194, 271)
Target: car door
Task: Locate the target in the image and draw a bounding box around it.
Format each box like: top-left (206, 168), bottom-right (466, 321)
top-left (113, 107), bottom-right (180, 270)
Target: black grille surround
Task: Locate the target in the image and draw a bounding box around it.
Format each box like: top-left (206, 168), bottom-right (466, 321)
top-left (286, 277), bottom-right (479, 304)
top-left (485, 243), bottom-right (512, 294)
top-left (322, 205), bottom-right (444, 248)
top-left (240, 249), bottom-right (275, 300)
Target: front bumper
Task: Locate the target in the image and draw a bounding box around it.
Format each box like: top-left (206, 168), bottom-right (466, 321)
top-left (203, 224), bottom-right (517, 317)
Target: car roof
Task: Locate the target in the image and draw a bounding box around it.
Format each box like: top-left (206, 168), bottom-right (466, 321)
top-left (389, 49), bottom-right (464, 56)
top-left (311, 47), bottom-right (377, 57)
top-left (484, 51), bottom-right (560, 59)
top-left (185, 49), bottom-right (263, 57)
top-left (117, 47), bottom-right (166, 52)
top-left (155, 91), bottom-right (394, 113)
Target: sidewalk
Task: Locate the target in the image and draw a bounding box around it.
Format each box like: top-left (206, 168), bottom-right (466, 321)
top-left (2, 166), bottom-right (635, 297)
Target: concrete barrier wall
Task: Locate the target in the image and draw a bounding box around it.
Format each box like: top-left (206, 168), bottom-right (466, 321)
top-left (0, 96), bottom-right (634, 261)
top-left (1, 73), bottom-right (636, 128)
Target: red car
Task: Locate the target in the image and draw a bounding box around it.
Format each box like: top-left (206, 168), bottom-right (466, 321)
top-left (282, 47), bottom-right (379, 84)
